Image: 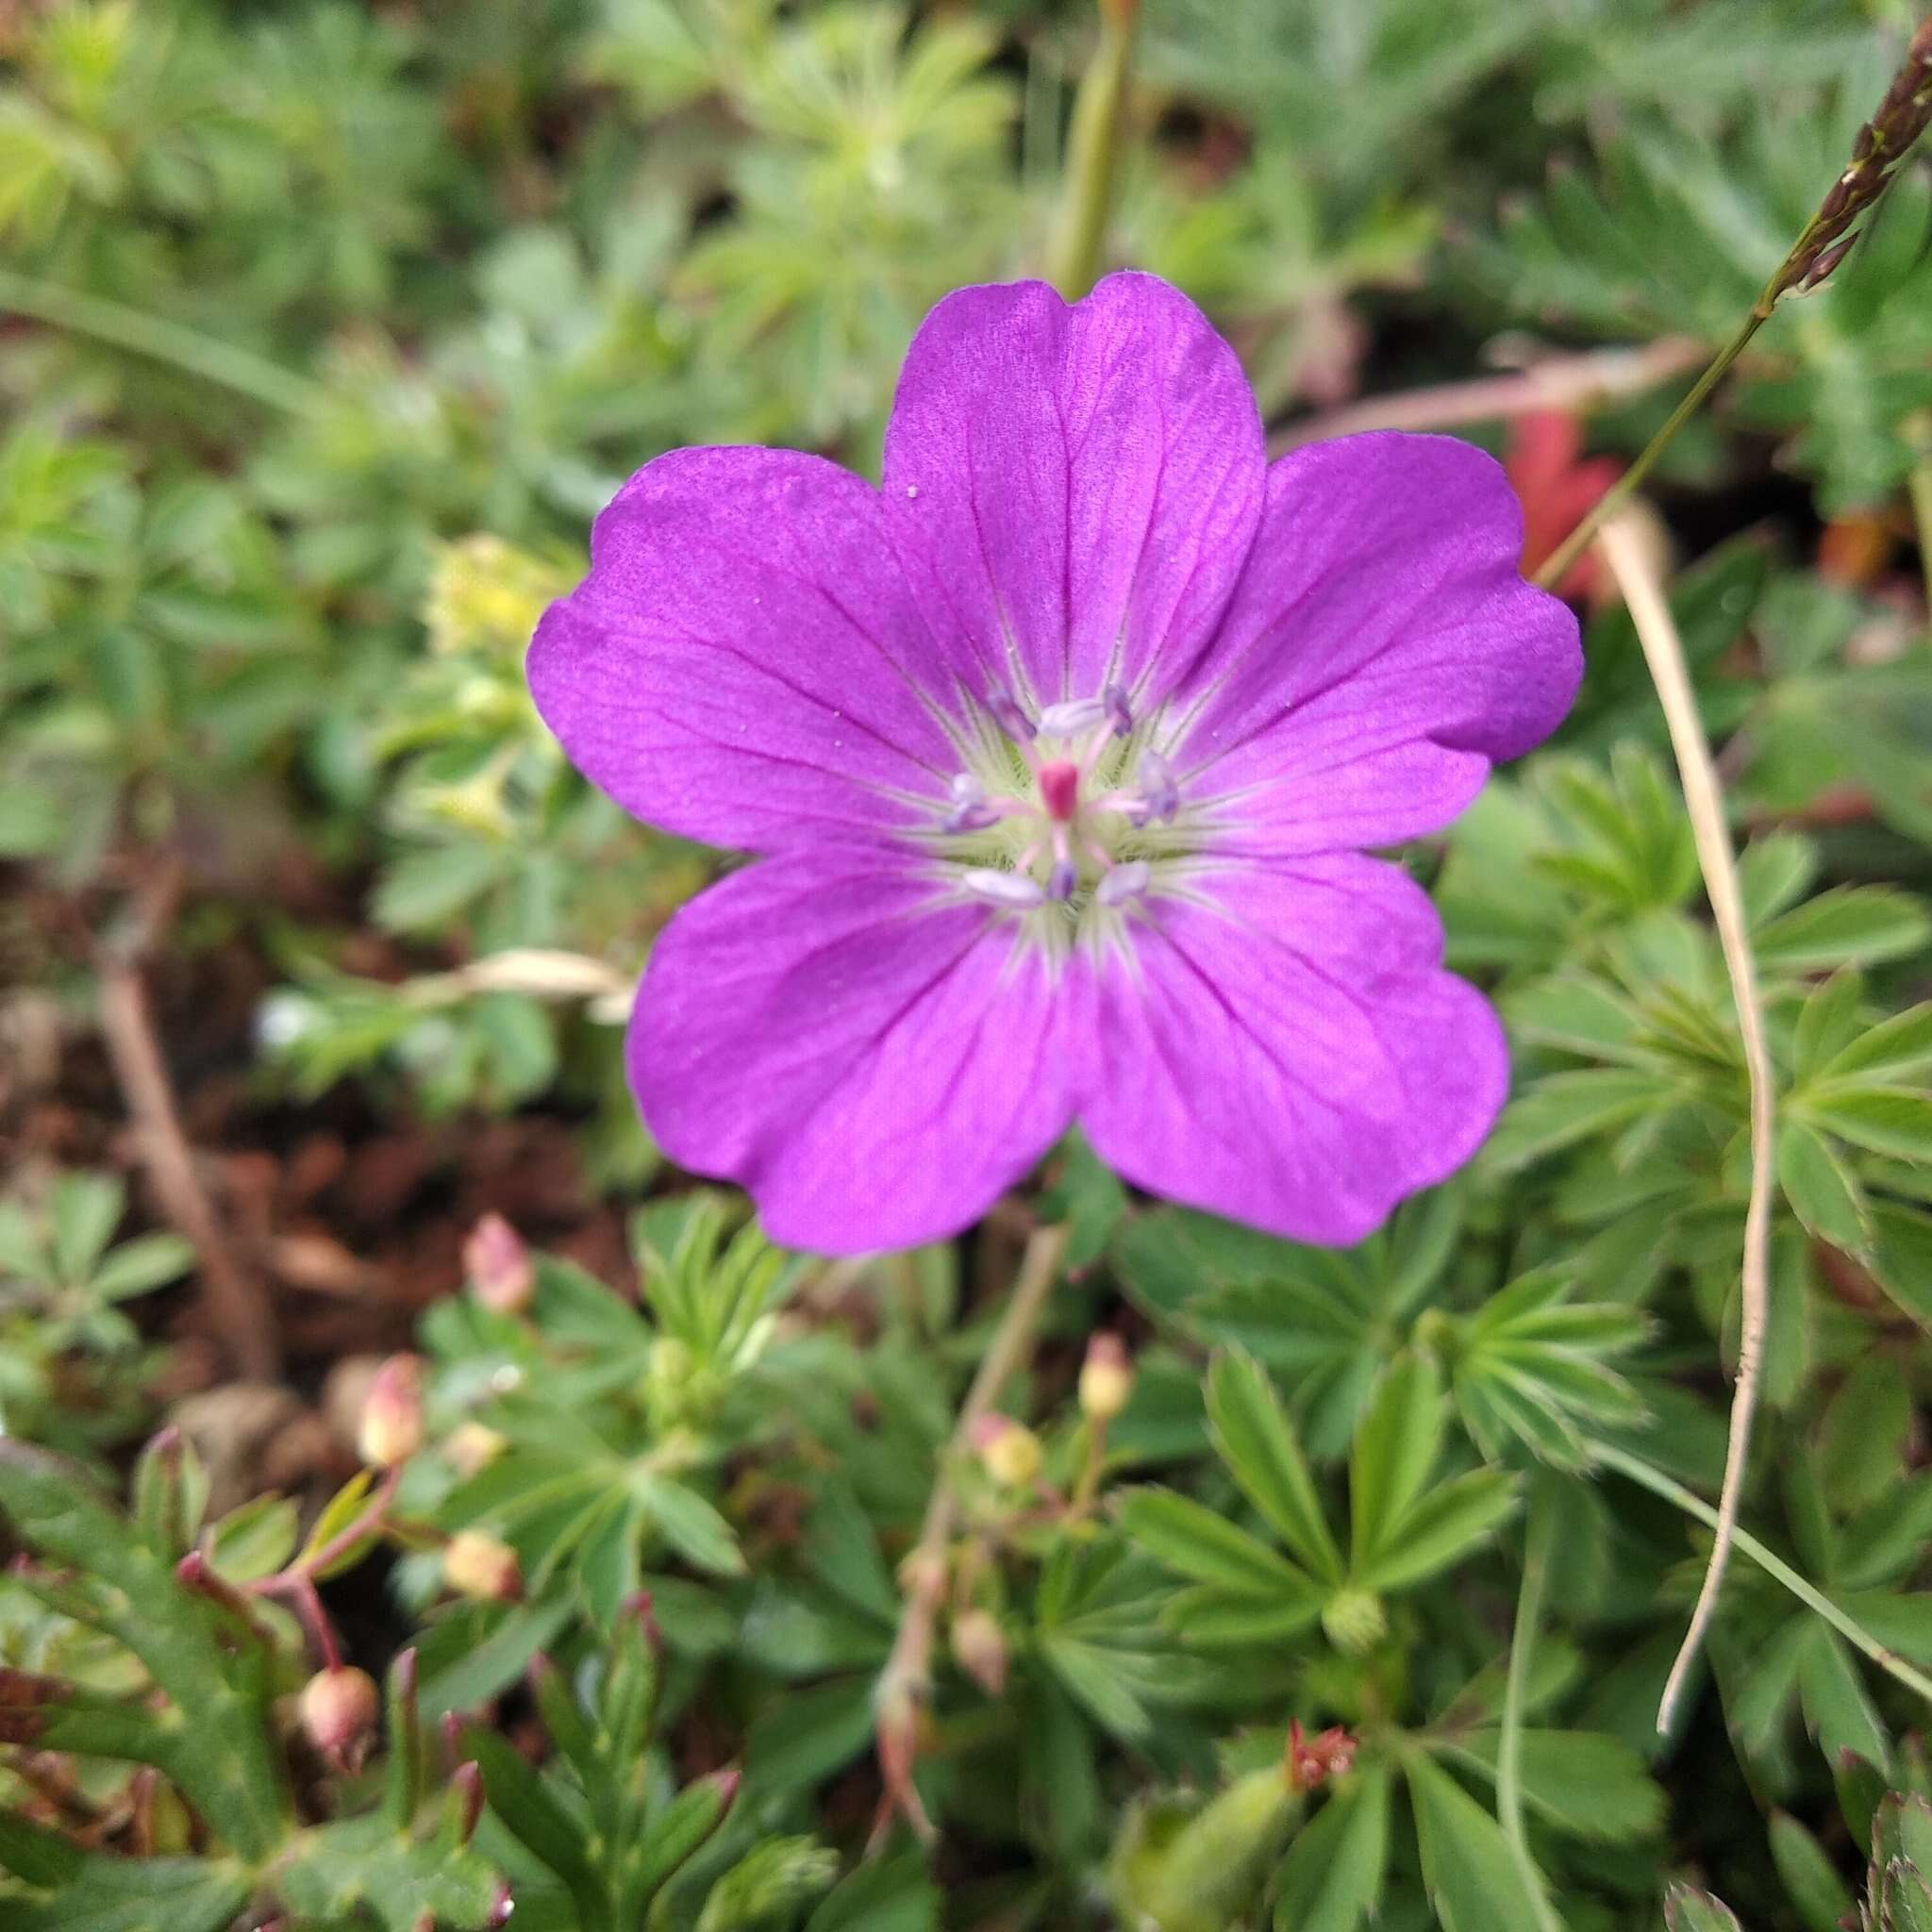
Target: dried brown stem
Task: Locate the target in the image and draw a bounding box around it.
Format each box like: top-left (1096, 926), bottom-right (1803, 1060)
top-left (1271, 338), bottom-right (1706, 450)
top-left (92, 873), bottom-right (280, 1380)
top-left (1598, 513), bottom-right (1775, 1736)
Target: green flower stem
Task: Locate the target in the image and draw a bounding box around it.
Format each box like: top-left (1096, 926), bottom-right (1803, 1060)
top-left (0, 269), bottom-right (323, 415)
top-left (1591, 1442), bottom-right (1932, 1710)
top-left (1535, 327), bottom-right (1763, 591)
top-left (1049, 0), bottom-right (1137, 300)
top-left (1499, 1476), bottom-right (1563, 1932)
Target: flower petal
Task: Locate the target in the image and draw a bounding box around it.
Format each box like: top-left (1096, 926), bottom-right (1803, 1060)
top-left (1079, 856), bottom-right (1506, 1243)
top-left (882, 272), bottom-right (1265, 713)
top-left (528, 447), bottom-right (965, 853)
top-left (1167, 432), bottom-right (1581, 854)
top-left (630, 855), bottom-right (1080, 1253)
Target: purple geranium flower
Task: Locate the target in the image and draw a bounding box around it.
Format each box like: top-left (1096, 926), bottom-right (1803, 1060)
top-left (527, 273), bottom-right (1581, 1255)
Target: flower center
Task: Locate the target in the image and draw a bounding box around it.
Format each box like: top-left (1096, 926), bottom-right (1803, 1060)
top-left (933, 685), bottom-right (1181, 925)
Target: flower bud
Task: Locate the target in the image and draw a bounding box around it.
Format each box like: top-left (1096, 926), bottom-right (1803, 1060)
top-left (298, 1666), bottom-right (379, 1764)
top-left (463, 1212), bottom-right (534, 1315)
top-left (951, 1607), bottom-right (1008, 1696)
top-left (357, 1355), bottom-right (425, 1469)
top-left (442, 1529), bottom-right (522, 1602)
top-left (445, 1421), bottom-right (508, 1477)
top-left (969, 1413), bottom-right (1042, 1490)
top-left (1078, 1334), bottom-right (1135, 1421)
top-left (1320, 1587), bottom-right (1387, 1657)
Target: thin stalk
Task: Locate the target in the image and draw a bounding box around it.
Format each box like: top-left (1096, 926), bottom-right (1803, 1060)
top-left (1599, 513), bottom-right (1775, 1738)
top-left (1499, 1478), bottom-right (1564, 1932)
top-left (1536, 333), bottom-right (1760, 591)
top-left (874, 1220), bottom-right (1069, 1840)
top-left (1049, 0), bottom-right (1137, 300)
top-left (0, 268), bottom-right (323, 415)
top-left (1591, 1441), bottom-right (1932, 1710)
top-left (1537, 18), bottom-right (1932, 593)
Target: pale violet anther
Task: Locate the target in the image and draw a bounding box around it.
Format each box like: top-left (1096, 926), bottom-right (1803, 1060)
top-left (527, 269), bottom-right (1583, 1256)
top-left (1037, 696), bottom-right (1109, 737)
top-left (961, 867), bottom-right (1047, 908)
top-left (1136, 749), bottom-right (1178, 824)
top-left (1096, 860), bottom-right (1151, 907)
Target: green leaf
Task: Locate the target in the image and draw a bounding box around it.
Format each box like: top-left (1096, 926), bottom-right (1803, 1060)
top-left (205, 1492), bottom-right (300, 1584)
top-left (1777, 1120), bottom-right (1870, 1252)
top-left (1117, 1487), bottom-right (1318, 1597)
top-left (1205, 1349), bottom-right (1343, 1583)
top-left (638, 1474), bottom-right (745, 1578)
top-left (457, 1719), bottom-right (606, 1929)
top-left (1821, 1002), bottom-right (1932, 1084)
top-left (1347, 1353), bottom-right (1443, 1569)
top-left (1406, 1752), bottom-right (1548, 1932)
top-left (1768, 1810), bottom-right (1855, 1932)
top-left (88, 1232), bottom-right (195, 1301)
top-left (806, 1853), bottom-right (940, 1932)
top-left (1664, 1887), bottom-right (1744, 1932)
top-left (0, 1443), bottom-right (287, 1859)
top-left (1483, 1069), bottom-right (1668, 1173)
top-left (1271, 1768), bottom-right (1391, 1932)
top-left (1353, 1472), bottom-right (1517, 1592)
top-left (1753, 886), bottom-right (1931, 973)
top-left (49, 1173), bottom-right (124, 1284)
top-left (1444, 1728), bottom-right (1664, 1842)
top-left (1803, 1087), bottom-right (1932, 1162)
top-left (1870, 1205), bottom-right (1932, 1329)
top-left (0, 1851), bottom-right (252, 1932)
top-left (1819, 1355), bottom-right (1910, 1517)
top-left (744, 1676), bottom-right (875, 1796)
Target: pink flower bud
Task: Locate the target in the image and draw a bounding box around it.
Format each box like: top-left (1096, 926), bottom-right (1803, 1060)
top-left (299, 1666), bottom-right (379, 1764)
top-left (445, 1421), bottom-right (508, 1476)
top-left (442, 1529), bottom-right (522, 1602)
top-left (464, 1212), bottom-right (534, 1315)
top-left (357, 1355), bottom-right (425, 1469)
top-left (951, 1607), bottom-right (1008, 1696)
top-left (1078, 1333), bottom-right (1135, 1421)
top-left (968, 1413), bottom-right (1042, 1489)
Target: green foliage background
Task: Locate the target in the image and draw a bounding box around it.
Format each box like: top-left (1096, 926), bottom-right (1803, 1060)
top-left (3, 2), bottom-right (1932, 1929)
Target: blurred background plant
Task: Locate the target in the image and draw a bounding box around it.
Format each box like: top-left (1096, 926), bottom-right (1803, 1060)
top-left (3, 0), bottom-right (1932, 1927)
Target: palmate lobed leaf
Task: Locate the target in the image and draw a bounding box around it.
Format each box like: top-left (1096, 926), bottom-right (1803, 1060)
top-left (1206, 1348), bottom-right (1344, 1584)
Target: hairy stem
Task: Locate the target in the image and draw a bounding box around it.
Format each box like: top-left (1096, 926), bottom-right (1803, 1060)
top-left (1591, 1442), bottom-right (1932, 1709)
top-left (1049, 0), bottom-right (1137, 300)
top-left (1598, 512), bottom-right (1774, 1736)
top-left (874, 1220), bottom-right (1069, 1840)
top-left (0, 268), bottom-right (323, 414)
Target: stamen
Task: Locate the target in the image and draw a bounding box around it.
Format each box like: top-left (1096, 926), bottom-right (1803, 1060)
top-left (1096, 860), bottom-right (1151, 908)
top-left (1103, 683), bottom-right (1133, 737)
top-left (1039, 760), bottom-right (1079, 822)
top-left (962, 869), bottom-right (1046, 908)
top-left (1138, 749), bottom-right (1178, 824)
top-left (1046, 858), bottom-right (1077, 902)
top-left (1038, 697), bottom-right (1107, 738)
top-left (943, 773), bottom-right (994, 833)
top-left (989, 694), bottom-right (1036, 741)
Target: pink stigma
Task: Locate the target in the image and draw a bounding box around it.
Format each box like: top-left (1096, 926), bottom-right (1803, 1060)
top-left (1040, 760), bottom-right (1080, 822)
